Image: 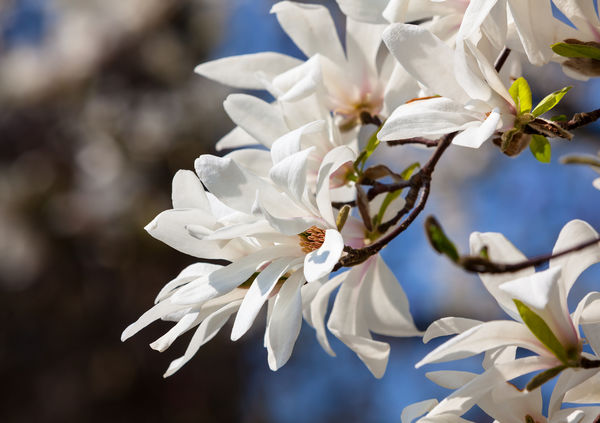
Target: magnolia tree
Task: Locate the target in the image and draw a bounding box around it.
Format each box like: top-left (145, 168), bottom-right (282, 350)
top-left (122, 0), bottom-right (600, 420)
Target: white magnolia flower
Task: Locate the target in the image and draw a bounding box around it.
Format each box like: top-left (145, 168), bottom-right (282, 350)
top-left (411, 220), bottom-right (600, 416)
top-left (379, 24), bottom-right (514, 149)
top-left (196, 1), bottom-right (418, 135)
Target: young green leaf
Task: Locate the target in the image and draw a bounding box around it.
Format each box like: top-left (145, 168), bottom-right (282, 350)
top-left (532, 86), bottom-right (572, 117)
top-left (509, 77), bottom-right (533, 114)
top-left (400, 162), bottom-right (420, 180)
top-left (551, 114), bottom-right (567, 122)
top-left (526, 365), bottom-right (567, 391)
top-left (529, 134), bottom-right (551, 163)
top-left (425, 216), bottom-right (460, 262)
top-left (551, 42), bottom-right (600, 60)
top-left (514, 299), bottom-right (568, 363)
top-left (373, 189), bottom-right (403, 228)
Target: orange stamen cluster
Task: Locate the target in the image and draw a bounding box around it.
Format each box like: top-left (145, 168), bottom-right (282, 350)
top-left (298, 226), bottom-right (326, 253)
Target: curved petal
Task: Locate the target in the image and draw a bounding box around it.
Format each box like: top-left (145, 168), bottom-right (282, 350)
top-left (155, 262), bottom-right (224, 303)
top-left (172, 170), bottom-right (210, 211)
top-left (309, 271), bottom-right (346, 355)
top-left (195, 52), bottom-right (302, 89)
top-left (304, 229), bottom-right (344, 282)
top-left (423, 317), bottom-right (483, 343)
top-left (215, 126), bottom-right (260, 151)
top-left (452, 109), bottom-right (500, 149)
top-left (400, 399), bottom-right (439, 423)
top-left (265, 270), bottom-right (305, 370)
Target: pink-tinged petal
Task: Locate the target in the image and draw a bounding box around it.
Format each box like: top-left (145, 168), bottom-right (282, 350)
top-left (336, 0), bottom-right (389, 24)
top-left (265, 271), bottom-right (304, 370)
top-left (563, 371), bottom-right (600, 404)
top-left (315, 146), bottom-right (356, 228)
top-left (223, 94), bottom-right (289, 148)
top-left (171, 245), bottom-right (301, 305)
top-left (231, 257), bottom-right (298, 341)
top-left (195, 52), bottom-right (302, 89)
top-left (452, 109), bottom-right (500, 149)
top-left (121, 301), bottom-right (190, 341)
top-left (215, 126), bottom-right (260, 151)
top-left (400, 399), bottom-right (439, 423)
top-left (382, 24), bottom-right (470, 104)
top-left (171, 170), bottom-right (210, 211)
top-left (427, 356), bottom-right (558, 417)
top-left (469, 231), bottom-right (535, 320)
top-left (378, 97), bottom-right (482, 141)
top-left (365, 256), bottom-right (422, 336)
top-left (309, 271), bottom-right (346, 355)
top-left (304, 229), bottom-right (344, 282)
top-left (423, 317), bottom-right (483, 343)
top-left (500, 266), bottom-right (580, 348)
top-left (155, 262), bottom-right (224, 303)
top-left (163, 300), bottom-right (241, 377)
top-left (270, 2), bottom-right (346, 65)
top-left (195, 154), bottom-right (280, 215)
top-left (426, 370), bottom-right (478, 390)
top-left (550, 219), bottom-right (600, 298)
top-left (416, 320), bottom-right (549, 367)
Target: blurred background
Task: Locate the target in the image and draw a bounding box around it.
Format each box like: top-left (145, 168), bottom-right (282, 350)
top-left (1, 0), bottom-right (599, 422)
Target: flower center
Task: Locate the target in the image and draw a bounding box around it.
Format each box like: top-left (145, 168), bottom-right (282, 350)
top-left (298, 226), bottom-right (326, 253)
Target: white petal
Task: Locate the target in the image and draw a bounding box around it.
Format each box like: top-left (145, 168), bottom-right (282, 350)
top-left (223, 94), bottom-right (289, 148)
top-left (231, 257), bottom-right (297, 341)
top-left (365, 256), bottom-right (421, 336)
top-left (506, 0), bottom-right (554, 66)
top-left (382, 24), bottom-right (470, 104)
top-left (195, 52), bottom-right (302, 89)
top-left (172, 170), bottom-right (210, 211)
top-left (121, 301), bottom-right (189, 341)
top-left (309, 271), bottom-right (346, 355)
top-left (593, 177), bottom-right (600, 190)
top-left (563, 371), bottom-right (600, 404)
top-left (336, 0), bottom-right (389, 23)
top-left (195, 154), bottom-right (280, 215)
top-left (426, 370), bottom-right (477, 390)
top-left (452, 108), bottom-right (500, 149)
top-left (345, 18), bottom-right (385, 77)
top-left (416, 320), bottom-right (549, 367)
top-left (215, 126), bottom-right (260, 151)
top-left (550, 219), bottom-right (600, 298)
top-left (273, 56), bottom-right (323, 102)
top-left (163, 300), bottom-right (241, 377)
top-left (315, 146), bottom-right (356, 228)
top-left (400, 399), bottom-right (438, 423)
top-left (270, 120), bottom-right (326, 165)
top-left (269, 147), bottom-right (315, 204)
top-left (423, 317), bottom-right (482, 343)
top-left (265, 270), bottom-right (305, 370)
top-left (171, 245), bottom-right (300, 305)
top-left (225, 149), bottom-right (272, 178)
top-left (551, 367), bottom-right (600, 414)
top-left (155, 262), bottom-right (224, 303)
top-left (271, 2), bottom-right (346, 65)
top-left (469, 231), bottom-right (534, 320)
top-left (304, 229), bottom-right (344, 282)
top-left (378, 97), bottom-right (481, 141)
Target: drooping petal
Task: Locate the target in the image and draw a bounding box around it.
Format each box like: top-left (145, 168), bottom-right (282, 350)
top-left (364, 256), bottom-right (421, 336)
top-left (265, 270), bottom-right (305, 370)
top-left (163, 300), bottom-right (242, 377)
top-left (416, 320), bottom-right (550, 367)
top-left (452, 108), bottom-right (500, 149)
top-left (426, 370), bottom-right (478, 390)
top-left (231, 257), bottom-right (298, 341)
top-left (271, 2), bottom-right (346, 66)
top-left (155, 262), bottom-right (224, 303)
top-left (309, 271), bottom-right (346, 356)
top-left (304, 229), bottom-right (344, 282)
top-left (506, 0), bottom-right (554, 66)
top-left (195, 52), bottom-right (302, 89)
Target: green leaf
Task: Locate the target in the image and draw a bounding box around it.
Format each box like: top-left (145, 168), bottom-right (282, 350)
top-left (551, 114), bottom-right (567, 122)
top-left (532, 86), bottom-right (572, 117)
top-left (529, 134), bottom-right (551, 163)
top-left (400, 162), bottom-right (420, 180)
top-left (514, 299), bottom-right (568, 363)
top-left (373, 189), bottom-right (403, 228)
top-left (509, 77), bottom-right (532, 114)
top-left (425, 216), bottom-right (460, 262)
top-left (551, 42), bottom-right (600, 60)
top-left (525, 365), bottom-right (567, 391)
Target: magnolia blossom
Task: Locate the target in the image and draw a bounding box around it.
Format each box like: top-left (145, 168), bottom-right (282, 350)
top-left (196, 1), bottom-right (419, 136)
top-left (378, 24), bottom-right (513, 149)
top-left (410, 220), bottom-right (600, 416)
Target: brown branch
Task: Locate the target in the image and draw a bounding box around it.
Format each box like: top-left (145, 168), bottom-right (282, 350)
top-left (560, 108), bottom-right (600, 130)
top-left (460, 236), bottom-right (600, 274)
top-left (387, 137), bottom-right (440, 148)
top-left (334, 132), bottom-right (457, 270)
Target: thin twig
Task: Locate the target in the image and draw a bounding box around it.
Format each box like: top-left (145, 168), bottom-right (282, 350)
top-left (494, 47), bottom-right (511, 73)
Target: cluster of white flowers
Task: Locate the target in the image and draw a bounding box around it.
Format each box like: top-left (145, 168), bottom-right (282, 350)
top-left (123, 0), bottom-right (600, 418)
